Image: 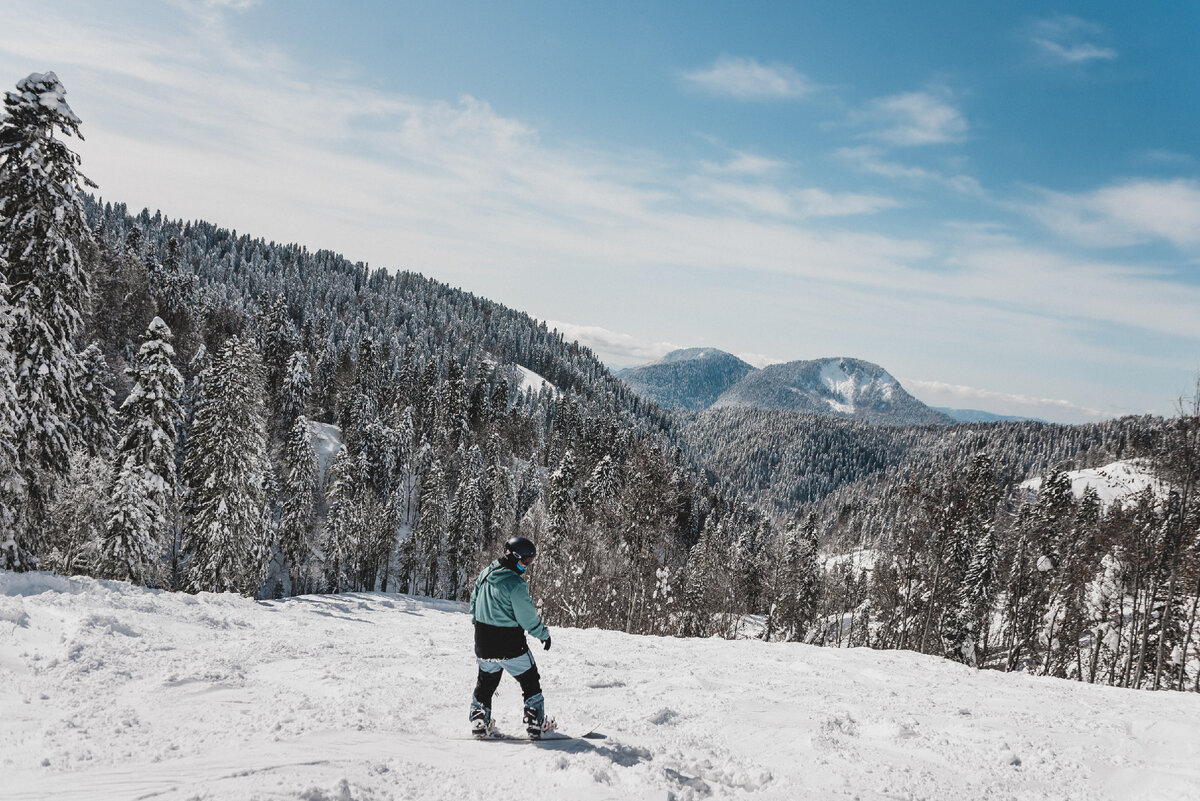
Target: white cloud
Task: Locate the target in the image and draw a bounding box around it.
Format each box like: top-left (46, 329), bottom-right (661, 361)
top-left (701, 151), bottom-right (786, 176)
top-left (862, 90), bottom-right (967, 147)
top-left (544, 320), bottom-right (678, 367)
top-left (682, 57), bottom-right (815, 100)
top-left (901, 377), bottom-right (1118, 422)
top-left (1029, 16), bottom-right (1117, 65)
top-left (835, 146), bottom-right (983, 195)
top-left (734, 351), bottom-right (784, 368)
top-left (1029, 179), bottom-right (1200, 251)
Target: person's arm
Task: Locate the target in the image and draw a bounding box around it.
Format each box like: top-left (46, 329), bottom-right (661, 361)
top-left (510, 580), bottom-right (550, 642)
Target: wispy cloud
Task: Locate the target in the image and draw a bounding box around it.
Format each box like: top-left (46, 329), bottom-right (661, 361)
top-left (901, 377), bottom-right (1117, 422)
top-left (701, 151), bottom-right (786, 177)
top-left (835, 145), bottom-right (983, 195)
top-left (682, 56), bottom-right (815, 100)
top-left (695, 179), bottom-right (900, 219)
top-left (1028, 16), bottom-right (1117, 65)
top-left (1028, 179), bottom-right (1200, 251)
top-left (860, 89), bottom-right (967, 147)
top-left (543, 320), bottom-right (678, 367)
top-left (1136, 149), bottom-right (1196, 167)
top-left (734, 351), bottom-right (785, 369)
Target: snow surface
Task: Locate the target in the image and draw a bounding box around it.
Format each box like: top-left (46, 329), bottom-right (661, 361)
top-left (821, 548), bottom-right (879, 574)
top-left (1020, 459), bottom-right (1163, 507)
top-left (820, 361), bottom-right (858, 414)
top-left (513, 364), bottom-right (559, 398)
top-left (4, 571), bottom-right (1200, 801)
top-left (308, 421), bottom-right (344, 487)
top-left (818, 361), bottom-right (896, 415)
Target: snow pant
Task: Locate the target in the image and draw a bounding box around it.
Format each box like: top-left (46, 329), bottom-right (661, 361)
top-left (470, 651), bottom-right (544, 725)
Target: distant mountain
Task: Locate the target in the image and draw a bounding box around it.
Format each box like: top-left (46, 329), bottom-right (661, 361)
top-left (620, 348), bottom-right (756, 410)
top-left (935, 407), bottom-right (1043, 424)
top-left (712, 357), bottom-right (952, 426)
top-left (620, 349), bottom-right (953, 426)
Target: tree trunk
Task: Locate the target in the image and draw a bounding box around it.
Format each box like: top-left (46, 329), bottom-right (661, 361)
top-left (1177, 575), bottom-right (1200, 692)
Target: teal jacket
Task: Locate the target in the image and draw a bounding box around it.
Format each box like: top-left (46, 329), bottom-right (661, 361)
top-left (470, 560), bottom-right (550, 645)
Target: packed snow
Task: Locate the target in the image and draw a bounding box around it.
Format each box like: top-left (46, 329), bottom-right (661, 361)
top-left (4, 571), bottom-right (1200, 801)
top-left (1020, 459), bottom-right (1163, 507)
top-left (513, 364), bottom-right (558, 398)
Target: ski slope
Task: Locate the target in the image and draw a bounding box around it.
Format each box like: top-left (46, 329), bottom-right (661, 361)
top-left (3, 571), bottom-right (1199, 801)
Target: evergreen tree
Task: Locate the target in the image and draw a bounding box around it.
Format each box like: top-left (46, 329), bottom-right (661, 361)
top-left (279, 414), bottom-right (319, 594)
top-left (415, 459), bottom-right (448, 596)
top-left (182, 335), bottom-right (269, 594)
top-left (0, 272), bottom-right (23, 568)
top-left (322, 446), bottom-right (361, 593)
top-left (278, 350), bottom-right (311, 436)
top-left (949, 453), bottom-right (1000, 665)
top-left (100, 317), bottom-right (183, 584)
top-left (0, 72), bottom-right (95, 564)
top-left (77, 343), bottom-right (116, 460)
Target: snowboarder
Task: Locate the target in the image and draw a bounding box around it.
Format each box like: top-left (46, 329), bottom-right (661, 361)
top-left (468, 536), bottom-right (554, 738)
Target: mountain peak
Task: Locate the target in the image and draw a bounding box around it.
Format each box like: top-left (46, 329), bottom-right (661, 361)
top-left (710, 356), bottom-right (951, 426)
top-left (655, 347), bottom-right (733, 365)
top-left (620, 348), bottom-right (756, 410)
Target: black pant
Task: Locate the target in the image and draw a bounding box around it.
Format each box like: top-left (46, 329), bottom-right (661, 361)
top-left (473, 658), bottom-right (542, 707)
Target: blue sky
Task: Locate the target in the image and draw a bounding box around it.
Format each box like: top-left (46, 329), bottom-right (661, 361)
top-left (2, 0), bottom-right (1198, 422)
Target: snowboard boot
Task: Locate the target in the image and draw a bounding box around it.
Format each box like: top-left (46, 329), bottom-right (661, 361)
top-left (522, 694), bottom-right (556, 739)
top-left (470, 704), bottom-right (493, 739)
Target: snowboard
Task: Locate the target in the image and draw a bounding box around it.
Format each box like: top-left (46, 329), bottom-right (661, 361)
top-left (466, 724), bottom-right (603, 742)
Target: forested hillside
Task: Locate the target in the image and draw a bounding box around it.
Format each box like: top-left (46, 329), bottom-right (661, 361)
top-left (2, 72), bottom-right (1197, 695)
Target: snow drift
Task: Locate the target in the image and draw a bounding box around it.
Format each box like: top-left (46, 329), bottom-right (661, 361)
top-left (3, 571), bottom-right (1199, 800)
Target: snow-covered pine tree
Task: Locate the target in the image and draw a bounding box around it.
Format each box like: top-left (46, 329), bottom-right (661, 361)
top-left (261, 294), bottom-right (297, 417)
top-left (485, 433), bottom-right (514, 540)
top-left (0, 72), bottom-right (96, 564)
top-left (415, 459), bottom-right (448, 596)
top-left (278, 350), bottom-right (311, 437)
top-left (322, 446), bottom-right (361, 593)
top-left (582, 453), bottom-right (620, 512)
top-left (76, 343), bottom-right (116, 460)
top-left (950, 453), bottom-right (1000, 666)
top-left (101, 318), bottom-right (184, 584)
top-left (182, 335), bottom-right (270, 595)
top-left (446, 470), bottom-right (483, 600)
top-left (279, 414), bottom-right (319, 595)
top-left (0, 271), bottom-right (24, 568)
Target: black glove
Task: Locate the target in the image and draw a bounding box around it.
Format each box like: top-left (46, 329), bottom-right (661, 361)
top-left (543, 636), bottom-right (552, 651)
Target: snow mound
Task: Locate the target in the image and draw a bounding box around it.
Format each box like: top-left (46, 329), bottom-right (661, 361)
top-left (1020, 459), bottom-right (1163, 506)
top-left (4, 570), bottom-right (1200, 800)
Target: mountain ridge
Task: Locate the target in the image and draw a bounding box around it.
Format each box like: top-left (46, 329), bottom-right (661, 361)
top-left (622, 348), bottom-right (952, 426)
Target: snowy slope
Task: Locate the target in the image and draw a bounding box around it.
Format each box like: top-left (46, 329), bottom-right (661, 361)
top-left (619, 348), bottom-right (755, 410)
top-left (1020, 459), bottom-right (1162, 506)
top-left (711, 357), bottom-right (952, 426)
top-left (4, 572), bottom-right (1200, 801)
top-left (513, 364), bottom-right (559, 397)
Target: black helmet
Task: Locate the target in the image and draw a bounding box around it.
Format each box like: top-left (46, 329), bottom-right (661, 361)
top-left (505, 536), bottom-right (537, 564)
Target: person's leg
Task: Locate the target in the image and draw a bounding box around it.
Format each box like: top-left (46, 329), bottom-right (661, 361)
top-left (470, 660), bottom-right (503, 732)
top-left (507, 653), bottom-right (546, 735)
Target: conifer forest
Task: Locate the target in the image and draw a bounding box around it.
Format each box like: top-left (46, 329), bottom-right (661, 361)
top-left (2, 71), bottom-right (1198, 696)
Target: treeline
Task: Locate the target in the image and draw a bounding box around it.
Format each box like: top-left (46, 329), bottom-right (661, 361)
top-left (682, 407), bottom-right (1159, 515)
